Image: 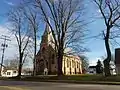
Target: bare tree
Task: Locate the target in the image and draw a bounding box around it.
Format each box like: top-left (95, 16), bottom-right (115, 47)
top-left (34, 0), bottom-right (85, 75)
top-left (8, 7), bottom-right (31, 77)
top-left (23, 7), bottom-right (39, 76)
top-left (94, 0), bottom-right (120, 76)
top-left (4, 58), bottom-right (19, 69)
top-left (79, 55), bottom-right (89, 72)
top-left (13, 0), bottom-right (41, 76)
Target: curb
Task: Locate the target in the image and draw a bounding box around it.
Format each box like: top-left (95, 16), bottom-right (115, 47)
top-left (1, 79), bottom-right (120, 85)
top-left (38, 80), bottom-right (120, 85)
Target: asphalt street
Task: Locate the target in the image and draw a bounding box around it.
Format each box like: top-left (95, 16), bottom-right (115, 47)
top-left (0, 80), bottom-right (120, 90)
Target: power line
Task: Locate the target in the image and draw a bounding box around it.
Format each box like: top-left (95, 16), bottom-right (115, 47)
top-left (0, 35), bottom-right (11, 76)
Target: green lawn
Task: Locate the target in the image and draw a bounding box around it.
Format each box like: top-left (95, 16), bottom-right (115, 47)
top-left (1, 74), bottom-right (120, 82)
top-left (11, 74), bottom-right (120, 82)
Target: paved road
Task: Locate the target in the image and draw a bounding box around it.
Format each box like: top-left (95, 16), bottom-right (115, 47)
top-left (0, 80), bottom-right (120, 90)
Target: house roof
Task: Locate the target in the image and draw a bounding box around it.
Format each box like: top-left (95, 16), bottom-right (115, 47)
top-left (89, 66), bottom-right (96, 68)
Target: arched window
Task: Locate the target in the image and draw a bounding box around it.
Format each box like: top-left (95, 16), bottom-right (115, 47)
top-left (52, 54), bottom-right (55, 64)
top-left (77, 62), bottom-right (79, 68)
top-left (46, 61), bottom-right (48, 68)
top-left (72, 60), bottom-right (75, 68)
top-left (42, 47), bottom-right (45, 53)
top-left (67, 59), bottom-right (69, 67)
top-left (40, 59), bottom-right (44, 61)
top-left (39, 59), bottom-right (44, 69)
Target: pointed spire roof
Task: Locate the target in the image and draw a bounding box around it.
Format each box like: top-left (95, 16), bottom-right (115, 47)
top-left (43, 18), bottom-right (51, 35)
top-left (43, 21), bottom-right (51, 36)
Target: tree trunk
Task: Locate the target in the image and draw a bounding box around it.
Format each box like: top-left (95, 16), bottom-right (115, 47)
top-left (33, 31), bottom-right (37, 76)
top-left (33, 58), bottom-right (36, 76)
top-left (48, 55), bottom-right (52, 75)
top-left (64, 59), bottom-right (66, 74)
top-left (104, 35), bottom-right (111, 76)
top-left (103, 59), bottom-right (111, 76)
top-left (18, 62), bottom-right (22, 77)
top-left (57, 47), bottom-right (63, 76)
top-left (18, 53), bottom-right (23, 78)
top-left (33, 45), bottom-right (36, 76)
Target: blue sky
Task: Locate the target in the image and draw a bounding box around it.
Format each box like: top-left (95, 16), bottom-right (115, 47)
top-left (0, 0), bottom-right (119, 66)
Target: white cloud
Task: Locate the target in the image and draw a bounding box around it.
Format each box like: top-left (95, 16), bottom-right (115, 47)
top-left (89, 57), bottom-right (103, 66)
top-left (4, 0), bottom-right (14, 6)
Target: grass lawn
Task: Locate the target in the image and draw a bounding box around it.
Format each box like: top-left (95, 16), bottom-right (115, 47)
top-left (0, 77), bottom-right (9, 80)
top-left (7, 74), bottom-right (120, 82)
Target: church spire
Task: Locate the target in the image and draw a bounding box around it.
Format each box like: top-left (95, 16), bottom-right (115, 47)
top-left (41, 21), bottom-right (51, 45)
top-left (44, 23), bottom-right (49, 35)
top-left (43, 19), bottom-right (51, 36)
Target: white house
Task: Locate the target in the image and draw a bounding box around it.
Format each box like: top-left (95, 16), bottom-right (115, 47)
top-left (110, 61), bottom-right (116, 75)
top-left (1, 66), bottom-right (32, 77)
top-left (87, 66), bottom-right (96, 74)
top-left (87, 64), bottom-right (116, 75)
top-left (1, 69), bottom-right (18, 77)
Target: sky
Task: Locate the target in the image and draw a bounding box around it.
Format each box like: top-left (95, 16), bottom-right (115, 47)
top-left (0, 0), bottom-right (119, 67)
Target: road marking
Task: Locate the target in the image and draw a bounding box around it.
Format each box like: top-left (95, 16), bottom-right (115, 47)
top-left (0, 86), bottom-right (30, 90)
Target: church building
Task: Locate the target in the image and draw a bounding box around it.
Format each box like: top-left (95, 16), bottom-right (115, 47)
top-left (35, 23), bottom-right (82, 75)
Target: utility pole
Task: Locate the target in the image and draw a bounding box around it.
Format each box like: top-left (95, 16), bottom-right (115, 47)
top-left (0, 35), bottom-right (11, 76)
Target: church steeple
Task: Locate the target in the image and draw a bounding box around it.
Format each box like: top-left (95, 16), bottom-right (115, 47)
top-left (43, 18), bottom-right (51, 36)
top-left (41, 22), bottom-right (51, 45)
top-left (43, 22), bottom-right (50, 36)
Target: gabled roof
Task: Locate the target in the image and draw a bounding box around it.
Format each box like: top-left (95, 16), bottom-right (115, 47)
top-left (89, 66), bottom-right (96, 68)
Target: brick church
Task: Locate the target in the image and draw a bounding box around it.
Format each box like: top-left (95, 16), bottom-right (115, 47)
top-left (35, 23), bottom-right (82, 75)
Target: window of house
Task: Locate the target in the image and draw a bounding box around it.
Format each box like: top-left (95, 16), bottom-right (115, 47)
top-left (67, 59), bottom-right (69, 67)
top-left (90, 71), bottom-right (94, 73)
top-left (74, 61), bottom-right (76, 68)
top-left (72, 60), bottom-right (74, 68)
top-left (70, 61), bottom-right (71, 67)
top-left (13, 71), bottom-right (16, 73)
top-left (7, 72), bottom-right (11, 75)
top-left (77, 62), bottom-right (79, 68)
